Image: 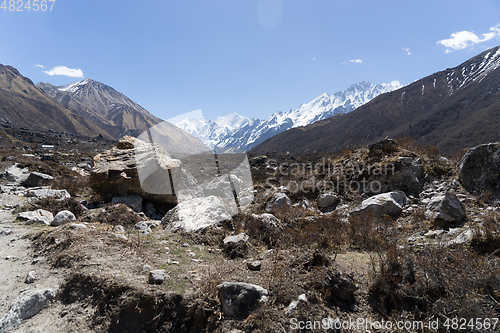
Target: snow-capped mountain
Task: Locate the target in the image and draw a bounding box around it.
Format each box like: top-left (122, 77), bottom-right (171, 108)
top-left (37, 79), bottom-right (162, 139)
top-left (252, 45), bottom-right (500, 155)
top-left (175, 81), bottom-right (402, 152)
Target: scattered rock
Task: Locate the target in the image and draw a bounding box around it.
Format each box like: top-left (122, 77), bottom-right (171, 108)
top-left (18, 209), bottom-right (54, 225)
top-left (217, 282), bottom-right (268, 318)
top-left (24, 271), bottom-right (37, 284)
top-left (223, 233), bottom-right (250, 259)
top-left (148, 269), bottom-right (168, 285)
top-left (287, 294), bottom-right (308, 312)
top-left (250, 213), bottom-right (284, 231)
top-left (0, 228), bottom-right (12, 236)
top-left (69, 223), bottom-right (87, 230)
top-left (112, 195), bottom-right (143, 213)
top-left (26, 189), bottom-right (71, 201)
top-left (2, 165), bottom-right (29, 183)
top-left (0, 287), bottom-right (57, 332)
top-left (20, 172), bottom-right (53, 188)
top-left (350, 191), bottom-right (408, 218)
top-left (134, 221), bottom-right (152, 234)
top-left (247, 261), bottom-right (262, 271)
top-left (51, 210), bottom-right (76, 226)
top-left (265, 192), bottom-right (291, 213)
top-left (317, 192), bottom-right (340, 208)
top-left (368, 138), bottom-right (398, 155)
top-left (425, 192), bottom-right (466, 226)
top-left (458, 142), bottom-right (500, 199)
top-left (162, 195), bottom-right (233, 232)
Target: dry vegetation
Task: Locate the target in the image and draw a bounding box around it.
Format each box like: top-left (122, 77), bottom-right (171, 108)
top-left (4, 137), bottom-right (499, 332)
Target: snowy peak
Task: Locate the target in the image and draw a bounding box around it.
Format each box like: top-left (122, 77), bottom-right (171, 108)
top-left (215, 112), bottom-right (252, 131)
top-left (37, 79), bottom-right (161, 139)
top-left (174, 81), bottom-right (402, 152)
top-left (444, 46), bottom-right (500, 93)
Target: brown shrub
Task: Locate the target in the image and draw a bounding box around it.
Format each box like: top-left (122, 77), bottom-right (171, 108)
top-left (27, 197), bottom-right (85, 217)
top-left (95, 204), bottom-right (142, 226)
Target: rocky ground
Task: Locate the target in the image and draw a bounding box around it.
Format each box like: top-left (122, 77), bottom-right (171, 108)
top-left (0, 136), bottom-right (498, 332)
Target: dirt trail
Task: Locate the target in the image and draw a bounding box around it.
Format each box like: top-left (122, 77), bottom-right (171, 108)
top-left (0, 193), bottom-right (69, 332)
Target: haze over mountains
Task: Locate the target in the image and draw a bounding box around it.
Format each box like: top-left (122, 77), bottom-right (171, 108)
top-left (175, 81), bottom-right (402, 152)
top-left (252, 45), bottom-right (500, 155)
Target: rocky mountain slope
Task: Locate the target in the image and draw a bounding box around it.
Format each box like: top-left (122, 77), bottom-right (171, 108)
top-left (0, 64), bottom-right (111, 139)
top-left (37, 79), bottom-right (162, 139)
top-left (175, 81), bottom-right (402, 152)
top-left (252, 46), bottom-right (500, 154)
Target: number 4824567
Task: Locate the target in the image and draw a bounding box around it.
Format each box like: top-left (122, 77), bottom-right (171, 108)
top-left (1, 0), bottom-right (56, 11)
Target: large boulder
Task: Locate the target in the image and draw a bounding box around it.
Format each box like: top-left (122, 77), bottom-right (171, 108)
top-left (51, 210), bottom-right (76, 226)
top-left (223, 233), bottom-right (250, 259)
top-left (265, 193), bottom-right (291, 213)
top-left (317, 193), bottom-right (340, 208)
top-left (458, 143), bottom-right (500, 199)
top-left (425, 192), bottom-right (466, 226)
top-left (350, 191), bottom-right (408, 218)
top-left (161, 195), bottom-right (233, 232)
top-left (2, 165), bottom-right (29, 183)
top-left (20, 172), bottom-right (53, 188)
top-left (0, 288), bottom-right (57, 332)
top-left (90, 136), bottom-right (181, 206)
top-left (217, 282), bottom-right (268, 318)
top-left (26, 189), bottom-right (71, 201)
top-left (18, 209), bottom-right (54, 225)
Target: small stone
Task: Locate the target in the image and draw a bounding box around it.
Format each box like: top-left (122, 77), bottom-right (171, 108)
top-left (24, 271), bottom-right (37, 284)
top-left (148, 269), bottom-right (168, 285)
top-left (69, 223), bottom-right (87, 230)
top-left (247, 261), bottom-right (262, 271)
top-left (0, 229), bottom-right (12, 236)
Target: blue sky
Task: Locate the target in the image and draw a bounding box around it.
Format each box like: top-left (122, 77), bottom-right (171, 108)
top-left (1, 0), bottom-right (500, 121)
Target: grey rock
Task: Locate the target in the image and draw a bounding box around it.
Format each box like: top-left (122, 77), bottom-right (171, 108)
top-left (162, 195), bottom-right (233, 232)
top-left (51, 210), bottom-right (76, 226)
top-left (134, 221), bottom-right (152, 234)
top-left (425, 192), bottom-right (466, 225)
top-left (458, 142), bottom-right (500, 199)
top-left (265, 192), bottom-right (291, 213)
top-left (24, 271), bottom-right (37, 284)
top-left (3, 165), bottom-right (29, 183)
top-left (18, 209), bottom-right (54, 225)
top-left (26, 189), bottom-right (70, 201)
top-left (20, 172), bottom-right (53, 188)
top-left (69, 223), bottom-right (87, 230)
top-left (217, 282), bottom-right (268, 318)
top-left (112, 195), bottom-right (143, 213)
top-left (223, 233), bottom-right (250, 259)
top-left (247, 261), bottom-right (262, 271)
top-left (317, 193), bottom-right (340, 208)
top-left (250, 213), bottom-right (284, 230)
top-left (0, 287), bottom-right (57, 332)
top-left (143, 202), bottom-right (156, 217)
top-left (148, 269), bottom-right (168, 285)
top-left (0, 229), bottom-right (12, 236)
top-left (350, 191), bottom-right (408, 218)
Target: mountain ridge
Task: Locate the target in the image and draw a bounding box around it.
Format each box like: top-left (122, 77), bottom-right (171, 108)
top-left (0, 64), bottom-right (112, 139)
top-left (175, 81), bottom-right (402, 152)
top-left (251, 45), bottom-right (500, 155)
top-left (37, 79), bottom-right (162, 139)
